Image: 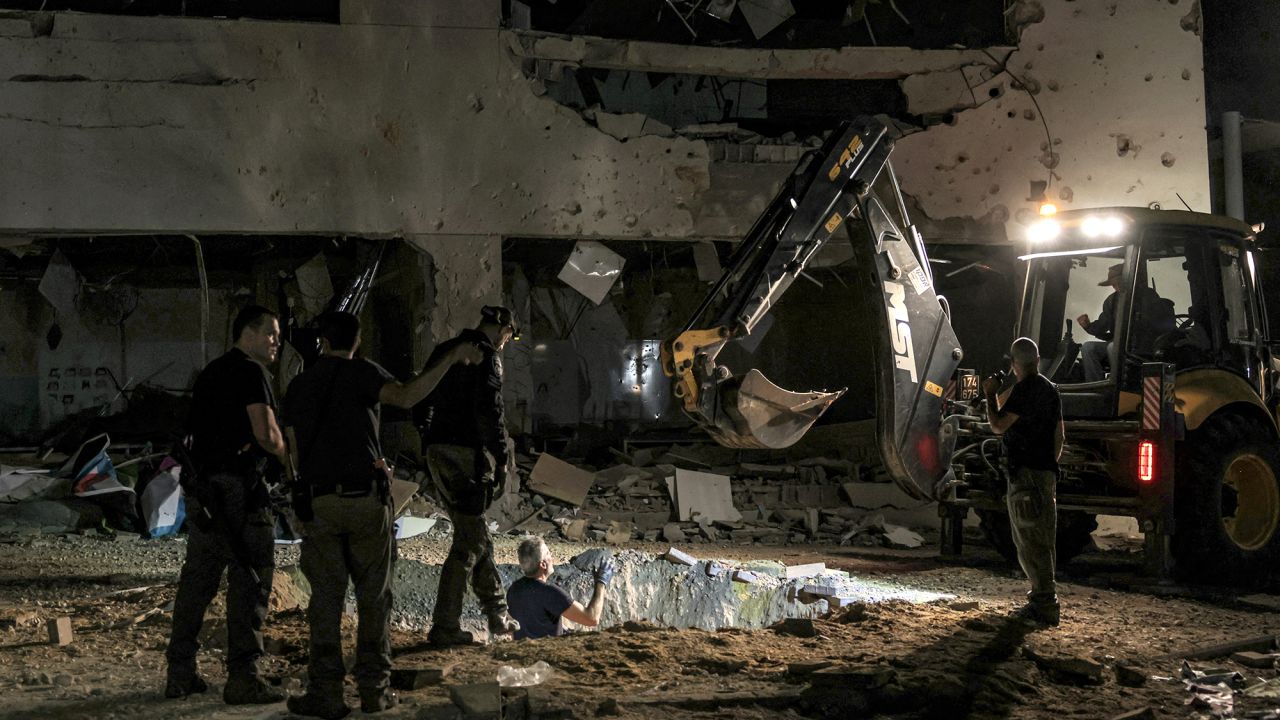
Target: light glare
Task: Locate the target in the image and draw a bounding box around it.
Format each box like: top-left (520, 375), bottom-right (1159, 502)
top-left (1026, 219), bottom-right (1061, 244)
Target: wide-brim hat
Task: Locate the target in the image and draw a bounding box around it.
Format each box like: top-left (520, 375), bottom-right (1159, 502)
top-left (1098, 263), bottom-right (1123, 286)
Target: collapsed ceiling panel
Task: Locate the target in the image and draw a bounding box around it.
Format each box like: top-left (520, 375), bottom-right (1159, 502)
top-left (512, 0), bottom-right (1008, 50)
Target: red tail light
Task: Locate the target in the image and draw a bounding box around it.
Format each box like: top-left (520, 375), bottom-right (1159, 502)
top-left (1138, 441), bottom-right (1156, 483)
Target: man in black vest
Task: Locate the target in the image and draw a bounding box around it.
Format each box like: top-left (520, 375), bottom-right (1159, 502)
top-left (165, 305), bottom-right (288, 705)
top-left (283, 311), bottom-right (480, 718)
top-left (417, 305), bottom-right (521, 646)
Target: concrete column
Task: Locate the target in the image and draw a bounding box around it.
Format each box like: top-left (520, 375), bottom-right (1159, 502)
top-left (1223, 111), bottom-right (1245, 221)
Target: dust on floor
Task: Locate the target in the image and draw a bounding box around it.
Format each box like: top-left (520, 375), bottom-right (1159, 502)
top-left (0, 533), bottom-right (1278, 719)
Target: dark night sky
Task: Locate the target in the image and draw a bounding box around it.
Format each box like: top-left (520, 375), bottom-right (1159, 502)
top-left (1202, 0), bottom-right (1280, 329)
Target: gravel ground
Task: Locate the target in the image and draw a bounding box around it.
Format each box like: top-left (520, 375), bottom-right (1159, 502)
top-left (1, 530), bottom-right (1279, 719)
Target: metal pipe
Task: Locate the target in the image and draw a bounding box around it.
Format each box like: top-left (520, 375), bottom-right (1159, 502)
top-left (1223, 110), bottom-right (1245, 221)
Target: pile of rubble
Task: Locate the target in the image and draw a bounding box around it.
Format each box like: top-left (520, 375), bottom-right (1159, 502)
top-left (470, 439), bottom-right (938, 551)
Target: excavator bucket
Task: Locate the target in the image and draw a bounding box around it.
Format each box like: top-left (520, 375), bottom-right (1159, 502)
top-left (706, 369), bottom-right (845, 450)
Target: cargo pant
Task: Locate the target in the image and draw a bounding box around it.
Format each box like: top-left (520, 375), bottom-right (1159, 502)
top-left (300, 491), bottom-right (395, 697)
top-left (166, 472), bottom-right (275, 680)
top-left (425, 444), bottom-right (506, 632)
top-left (1007, 466), bottom-right (1058, 607)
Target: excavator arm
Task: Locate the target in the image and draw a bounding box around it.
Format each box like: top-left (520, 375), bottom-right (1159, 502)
top-left (660, 117), bottom-right (964, 500)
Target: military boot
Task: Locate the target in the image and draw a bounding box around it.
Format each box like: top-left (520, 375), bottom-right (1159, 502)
top-left (486, 610), bottom-right (520, 638)
top-left (163, 667), bottom-right (208, 699)
top-left (359, 687), bottom-right (399, 713)
top-left (427, 626), bottom-right (475, 647)
top-left (223, 674), bottom-right (286, 705)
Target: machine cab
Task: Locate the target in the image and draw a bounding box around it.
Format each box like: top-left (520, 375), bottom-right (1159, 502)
top-left (1015, 208), bottom-right (1265, 419)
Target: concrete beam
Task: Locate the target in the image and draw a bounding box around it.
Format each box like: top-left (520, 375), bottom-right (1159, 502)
top-left (504, 30), bottom-right (1011, 81)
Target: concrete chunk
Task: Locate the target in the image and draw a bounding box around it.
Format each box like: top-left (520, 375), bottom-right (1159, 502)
top-left (801, 583), bottom-right (841, 598)
top-left (1231, 651), bottom-right (1280, 669)
top-left (1023, 647), bottom-right (1104, 685)
top-left (731, 569), bottom-right (760, 584)
top-left (664, 547), bottom-right (696, 566)
top-left (46, 617), bottom-right (72, 646)
top-left (449, 682), bottom-right (501, 719)
top-left (784, 562), bottom-right (826, 579)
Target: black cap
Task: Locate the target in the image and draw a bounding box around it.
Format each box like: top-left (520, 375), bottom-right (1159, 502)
top-left (481, 305), bottom-right (520, 339)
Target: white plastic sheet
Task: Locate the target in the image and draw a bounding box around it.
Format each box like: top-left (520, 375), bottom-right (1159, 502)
top-left (557, 241), bottom-right (625, 305)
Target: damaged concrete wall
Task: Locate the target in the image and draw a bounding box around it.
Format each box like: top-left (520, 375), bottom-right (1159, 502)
top-left (893, 0), bottom-right (1210, 240)
top-left (0, 8), bottom-right (707, 239)
top-left (32, 288), bottom-right (232, 432)
top-left (0, 0), bottom-right (1208, 244)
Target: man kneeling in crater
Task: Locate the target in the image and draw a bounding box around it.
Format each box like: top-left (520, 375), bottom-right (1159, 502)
top-left (506, 538), bottom-right (616, 639)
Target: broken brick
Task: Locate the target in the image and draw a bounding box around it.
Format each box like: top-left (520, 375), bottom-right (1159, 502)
top-left (46, 617), bottom-right (72, 646)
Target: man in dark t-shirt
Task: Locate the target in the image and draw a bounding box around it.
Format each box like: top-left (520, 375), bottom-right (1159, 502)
top-left (983, 337), bottom-right (1065, 627)
top-left (507, 537), bottom-right (615, 640)
top-left (165, 305), bottom-right (289, 705)
top-left (282, 312), bottom-right (479, 718)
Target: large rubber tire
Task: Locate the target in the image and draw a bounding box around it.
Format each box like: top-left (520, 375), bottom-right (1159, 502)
top-left (976, 508), bottom-right (1099, 567)
top-left (1173, 413), bottom-right (1280, 586)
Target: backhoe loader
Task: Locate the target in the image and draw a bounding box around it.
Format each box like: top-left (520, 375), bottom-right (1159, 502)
top-left (662, 117), bottom-right (1280, 584)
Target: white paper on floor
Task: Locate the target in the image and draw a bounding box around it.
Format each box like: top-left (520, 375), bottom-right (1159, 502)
top-left (395, 516), bottom-right (438, 540)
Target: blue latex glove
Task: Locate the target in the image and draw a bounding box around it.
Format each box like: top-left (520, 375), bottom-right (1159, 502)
top-left (593, 558), bottom-right (618, 586)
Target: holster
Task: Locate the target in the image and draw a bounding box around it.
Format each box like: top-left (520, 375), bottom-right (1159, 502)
top-left (291, 475), bottom-right (315, 522)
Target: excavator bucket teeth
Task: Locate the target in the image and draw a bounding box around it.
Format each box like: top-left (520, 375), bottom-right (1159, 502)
top-left (703, 369), bottom-right (846, 450)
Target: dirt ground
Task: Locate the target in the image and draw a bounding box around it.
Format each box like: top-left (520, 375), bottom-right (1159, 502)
top-left (1, 531), bottom-right (1278, 720)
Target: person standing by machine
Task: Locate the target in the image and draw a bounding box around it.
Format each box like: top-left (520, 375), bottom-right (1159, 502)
top-left (983, 337), bottom-right (1065, 627)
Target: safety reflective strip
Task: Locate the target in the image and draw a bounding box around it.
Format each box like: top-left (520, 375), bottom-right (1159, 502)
top-left (1142, 375), bottom-right (1160, 430)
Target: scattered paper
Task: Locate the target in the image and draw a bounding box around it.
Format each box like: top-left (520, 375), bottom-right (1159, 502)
top-left (395, 516), bottom-right (438, 540)
top-left (883, 524), bottom-right (925, 548)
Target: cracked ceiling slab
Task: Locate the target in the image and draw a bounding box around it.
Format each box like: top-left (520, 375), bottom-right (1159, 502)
top-left (504, 30), bottom-right (1014, 81)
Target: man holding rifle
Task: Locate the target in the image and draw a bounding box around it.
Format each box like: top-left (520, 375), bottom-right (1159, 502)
top-left (164, 305), bottom-right (290, 704)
